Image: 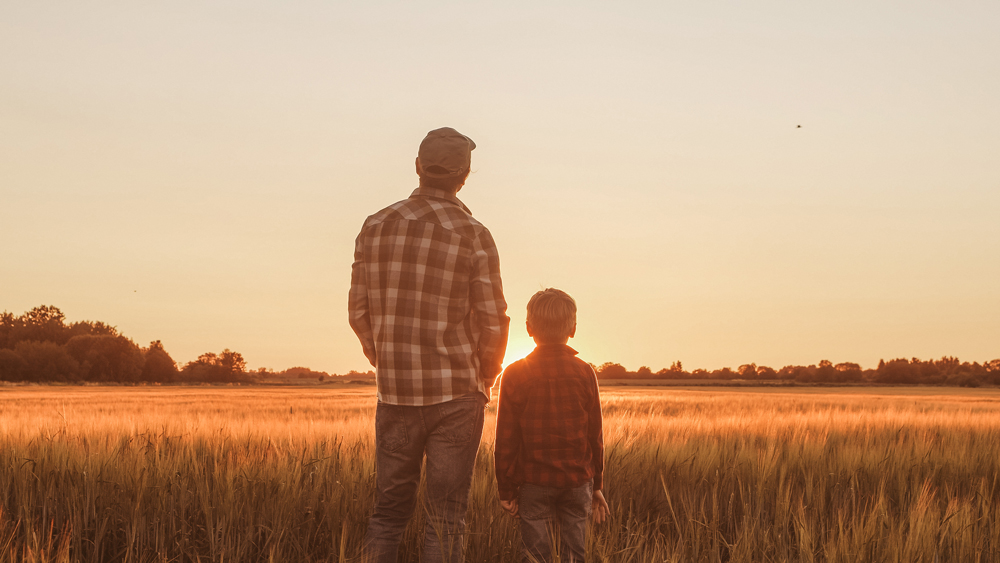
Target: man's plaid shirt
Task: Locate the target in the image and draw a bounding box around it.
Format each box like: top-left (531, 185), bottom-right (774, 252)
top-left (349, 187), bottom-right (510, 406)
top-left (494, 344), bottom-right (604, 501)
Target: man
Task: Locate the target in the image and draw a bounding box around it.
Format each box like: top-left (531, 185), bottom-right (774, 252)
top-left (349, 127), bottom-right (510, 563)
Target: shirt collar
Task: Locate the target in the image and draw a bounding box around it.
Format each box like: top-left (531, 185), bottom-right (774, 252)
top-left (409, 186), bottom-right (472, 214)
top-left (530, 343), bottom-right (579, 358)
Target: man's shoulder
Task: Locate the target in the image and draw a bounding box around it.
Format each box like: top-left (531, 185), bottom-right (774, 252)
top-left (362, 196), bottom-right (419, 226)
top-left (361, 193), bottom-right (490, 239)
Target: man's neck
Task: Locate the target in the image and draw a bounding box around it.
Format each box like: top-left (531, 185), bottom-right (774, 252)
top-left (418, 183), bottom-right (461, 196)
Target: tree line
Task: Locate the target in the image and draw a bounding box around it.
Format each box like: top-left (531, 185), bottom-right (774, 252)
top-left (0, 305), bottom-right (249, 383)
top-left (594, 357), bottom-right (1000, 387)
top-left (3, 305), bottom-right (997, 387)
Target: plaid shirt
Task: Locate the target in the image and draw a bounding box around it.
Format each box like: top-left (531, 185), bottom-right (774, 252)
top-left (494, 344), bottom-right (604, 501)
top-left (349, 187), bottom-right (509, 406)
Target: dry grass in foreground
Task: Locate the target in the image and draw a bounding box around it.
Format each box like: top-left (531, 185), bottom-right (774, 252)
top-left (1, 385), bottom-right (999, 562)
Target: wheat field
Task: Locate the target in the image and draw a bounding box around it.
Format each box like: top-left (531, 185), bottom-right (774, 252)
top-left (1, 384), bottom-right (999, 562)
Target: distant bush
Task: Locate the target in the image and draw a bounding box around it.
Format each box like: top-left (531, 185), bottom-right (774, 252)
top-left (280, 367), bottom-right (331, 380)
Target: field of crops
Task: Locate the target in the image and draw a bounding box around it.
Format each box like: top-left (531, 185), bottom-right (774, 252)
top-left (1, 384), bottom-right (999, 562)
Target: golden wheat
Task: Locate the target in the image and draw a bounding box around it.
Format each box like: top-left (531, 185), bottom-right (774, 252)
top-left (1, 385), bottom-right (998, 562)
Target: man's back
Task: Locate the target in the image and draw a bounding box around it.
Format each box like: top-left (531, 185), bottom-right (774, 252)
top-left (349, 186), bottom-right (509, 406)
top-left (353, 127), bottom-right (508, 563)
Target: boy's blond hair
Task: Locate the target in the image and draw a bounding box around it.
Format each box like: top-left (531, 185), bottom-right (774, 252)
top-left (526, 288), bottom-right (577, 344)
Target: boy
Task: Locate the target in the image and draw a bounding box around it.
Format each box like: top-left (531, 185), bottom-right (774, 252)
top-left (494, 288), bottom-right (609, 563)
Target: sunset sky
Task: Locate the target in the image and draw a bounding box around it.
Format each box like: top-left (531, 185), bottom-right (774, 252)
top-left (3, 1), bottom-right (998, 374)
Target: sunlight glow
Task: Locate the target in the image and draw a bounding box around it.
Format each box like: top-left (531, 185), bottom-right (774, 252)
top-left (502, 338), bottom-right (537, 369)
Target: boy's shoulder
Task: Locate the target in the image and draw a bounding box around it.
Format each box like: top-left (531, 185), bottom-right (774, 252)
top-left (502, 345), bottom-right (596, 382)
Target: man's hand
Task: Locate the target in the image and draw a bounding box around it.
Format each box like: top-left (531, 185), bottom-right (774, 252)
top-left (592, 490), bottom-right (610, 524)
top-left (500, 499), bottom-right (519, 519)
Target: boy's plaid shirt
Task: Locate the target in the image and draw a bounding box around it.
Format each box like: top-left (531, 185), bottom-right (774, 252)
top-left (348, 187), bottom-right (509, 406)
top-left (494, 344), bottom-right (604, 501)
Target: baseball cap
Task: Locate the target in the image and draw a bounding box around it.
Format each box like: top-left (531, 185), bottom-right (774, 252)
top-left (417, 127), bottom-right (476, 178)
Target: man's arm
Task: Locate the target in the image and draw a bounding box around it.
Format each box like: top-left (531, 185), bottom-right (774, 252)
top-left (469, 227), bottom-right (510, 387)
top-left (494, 368), bottom-right (523, 502)
top-left (348, 227), bottom-right (377, 367)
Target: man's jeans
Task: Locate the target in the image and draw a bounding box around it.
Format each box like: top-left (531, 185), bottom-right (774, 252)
top-left (362, 394), bottom-right (486, 563)
top-left (518, 480), bottom-right (593, 563)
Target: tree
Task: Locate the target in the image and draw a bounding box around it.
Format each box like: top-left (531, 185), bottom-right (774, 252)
top-left (1, 306), bottom-right (120, 351)
top-left (141, 341), bottom-right (179, 382)
top-left (815, 360), bottom-right (836, 382)
top-left (712, 367), bottom-right (736, 380)
top-left (789, 365), bottom-right (817, 383)
top-left (756, 365), bottom-right (777, 379)
top-left (0, 349), bottom-right (27, 381)
top-left (15, 305), bottom-right (70, 345)
top-left (65, 335), bottom-right (144, 382)
top-left (738, 364), bottom-right (757, 379)
top-left (985, 360), bottom-right (1000, 385)
top-left (595, 362), bottom-right (627, 380)
top-left (218, 349), bottom-right (247, 375)
top-left (68, 320), bottom-right (118, 339)
top-left (182, 349), bottom-right (249, 382)
top-left (834, 362), bottom-right (863, 382)
top-left (14, 341), bottom-right (79, 382)
top-left (0, 312), bottom-right (15, 349)
top-left (935, 356), bottom-right (961, 373)
top-left (876, 358), bottom-right (916, 384)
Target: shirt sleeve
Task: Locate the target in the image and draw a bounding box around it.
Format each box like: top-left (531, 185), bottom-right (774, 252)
top-left (348, 224), bottom-right (377, 367)
top-left (587, 365), bottom-right (605, 491)
top-left (469, 227), bottom-right (510, 388)
top-left (494, 367), bottom-right (523, 501)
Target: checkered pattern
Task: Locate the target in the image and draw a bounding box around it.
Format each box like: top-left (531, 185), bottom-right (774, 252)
top-left (349, 187), bottom-right (510, 406)
top-left (494, 344), bottom-right (604, 501)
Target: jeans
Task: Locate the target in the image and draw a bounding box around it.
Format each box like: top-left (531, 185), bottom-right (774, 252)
top-left (362, 394), bottom-right (486, 563)
top-left (518, 480), bottom-right (593, 563)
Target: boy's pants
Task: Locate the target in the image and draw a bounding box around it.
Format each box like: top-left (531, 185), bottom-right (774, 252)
top-left (362, 393), bottom-right (486, 563)
top-left (518, 479), bottom-right (593, 563)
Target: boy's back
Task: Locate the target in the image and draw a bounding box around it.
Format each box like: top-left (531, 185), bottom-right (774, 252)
top-left (495, 343), bottom-right (603, 495)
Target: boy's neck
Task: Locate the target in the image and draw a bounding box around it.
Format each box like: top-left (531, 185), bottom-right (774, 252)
top-left (533, 338), bottom-right (570, 347)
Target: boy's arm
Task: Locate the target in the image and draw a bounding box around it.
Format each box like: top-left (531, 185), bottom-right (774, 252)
top-left (588, 365), bottom-right (605, 492)
top-left (494, 368), bottom-right (523, 501)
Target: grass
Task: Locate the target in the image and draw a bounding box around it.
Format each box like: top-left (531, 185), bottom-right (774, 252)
top-left (1, 385), bottom-right (999, 562)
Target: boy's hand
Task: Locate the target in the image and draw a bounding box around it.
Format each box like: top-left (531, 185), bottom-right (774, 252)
top-left (500, 499), bottom-right (519, 519)
top-left (592, 490), bottom-right (610, 524)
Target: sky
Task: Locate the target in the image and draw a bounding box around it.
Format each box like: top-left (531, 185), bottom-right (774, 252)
top-left (2, 1), bottom-right (998, 374)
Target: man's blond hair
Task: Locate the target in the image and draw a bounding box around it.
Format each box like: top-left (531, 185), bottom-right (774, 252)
top-left (526, 288), bottom-right (577, 344)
